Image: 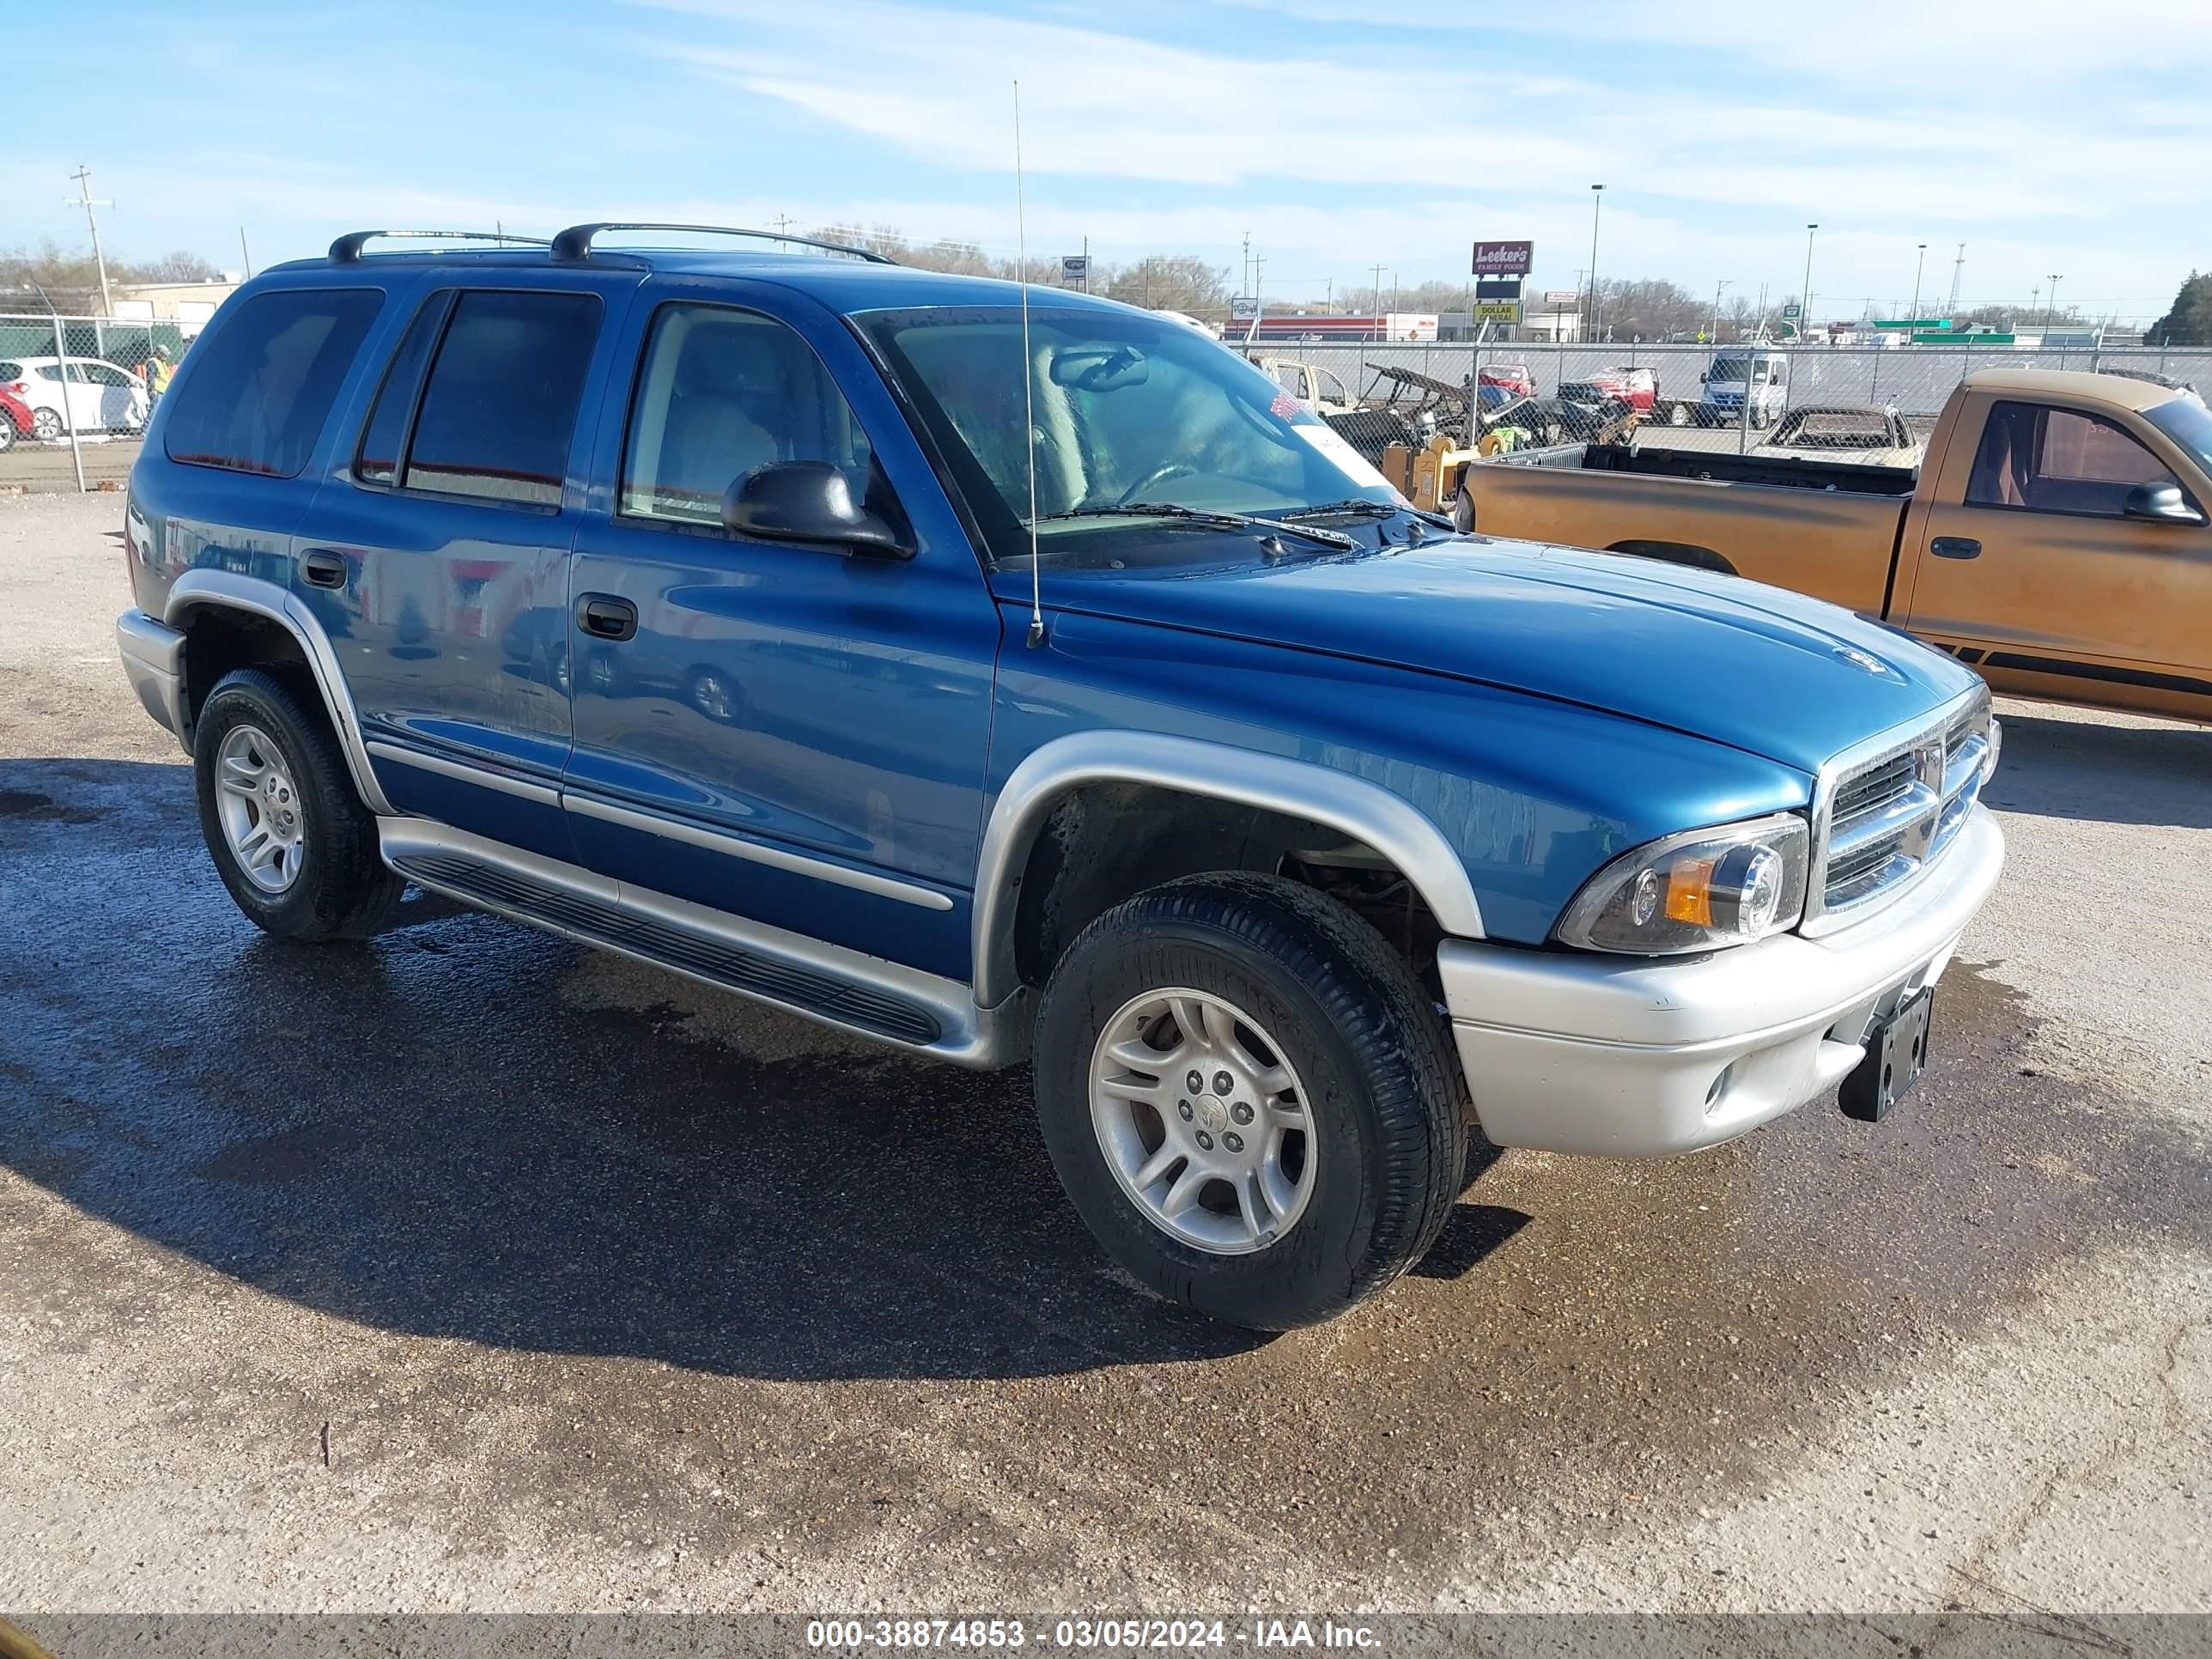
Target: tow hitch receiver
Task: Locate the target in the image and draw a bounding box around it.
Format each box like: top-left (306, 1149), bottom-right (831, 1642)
top-left (1839, 988), bottom-right (1933, 1123)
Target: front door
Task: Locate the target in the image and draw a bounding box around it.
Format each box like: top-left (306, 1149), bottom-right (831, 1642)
top-left (1904, 392), bottom-right (2212, 714)
top-left (564, 282), bottom-right (1001, 981)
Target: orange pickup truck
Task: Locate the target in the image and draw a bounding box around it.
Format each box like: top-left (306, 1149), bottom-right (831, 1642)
top-left (1458, 368), bottom-right (2212, 721)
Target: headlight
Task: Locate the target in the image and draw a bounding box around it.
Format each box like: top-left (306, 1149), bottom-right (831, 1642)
top-left (1554, 812), bottom-right (1809, 954)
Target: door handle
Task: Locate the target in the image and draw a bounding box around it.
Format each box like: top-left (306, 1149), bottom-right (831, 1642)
top-left (301, 550), bottom-right (348, 589)
top-left (577, 594), bottom-right (638, 641)
top-left (1930, 537), bottom-right (1981, 561)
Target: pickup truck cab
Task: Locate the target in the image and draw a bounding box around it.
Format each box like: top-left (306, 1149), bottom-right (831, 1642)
top-left (113, 225), bottom-right (2003, 1329)
top-left (1255, 356), bottom-right (1356, 417)
top-left (1462, 368), bottom-right (2212, 722)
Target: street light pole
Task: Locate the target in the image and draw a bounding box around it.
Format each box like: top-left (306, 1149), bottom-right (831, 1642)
top-left (2048, 273), bottom-right (2063, 322)
top-left (1800, 223), bottom-right (1818, 338)
top-left (1910, 243), bottom-right (1927, 320)
top-left (1586, 184), bottom-right (1605, 343)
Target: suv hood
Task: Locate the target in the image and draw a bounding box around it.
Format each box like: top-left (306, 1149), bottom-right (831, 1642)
top-left (1007, 535), bottom-right (1978, 775)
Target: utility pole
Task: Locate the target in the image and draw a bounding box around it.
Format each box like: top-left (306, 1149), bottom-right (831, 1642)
top-left (1324, 277), bottom-right (1333, 314)
top-left (66, 166), bottom-right (114, 315)
top-left (1910, 243), bottom-right (1927, 320)
top-left (1711, 278), bottom-right (1730, 343)
top-left (770, 214), bottom-right (793, 240)
top-left (1800, 223), bottom-right (1818, 338)
top-left (1371, 261), bottom-right (1385, 331)
top-left (239, 228), bottom-right (253, 280)
top-left (1243, 232), bottom-right (1251, 299)
top-left (2030, 283), bottom-right (2041, 325)
top-left (1250, 254), bottom-right (1264, 310)
top-left (1586, 184), bottom-right (1605, 342)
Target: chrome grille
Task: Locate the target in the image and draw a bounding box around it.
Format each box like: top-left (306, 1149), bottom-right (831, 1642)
top-left (1805, 688), bottom-right (1993, 935)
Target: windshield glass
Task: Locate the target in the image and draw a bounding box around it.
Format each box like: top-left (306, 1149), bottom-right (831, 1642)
top-left (857, 304), bottom-right (1401, 564)
top-left (1708, 356), bottom-right (1771, 384)
top-left (2144, 393), bottom-right (2212, 477)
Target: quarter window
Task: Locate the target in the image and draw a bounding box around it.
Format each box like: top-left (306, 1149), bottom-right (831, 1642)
top-left (619, 303), bottom-right (876, 528)
top-left (402, 289), bottom-right (602, 507)
top-left (161, 288), bottom-right (383, 477)
top-left (1966, 401), bottom-right (2182, 517)
top-left (353, 293), bottom-right (453, 486)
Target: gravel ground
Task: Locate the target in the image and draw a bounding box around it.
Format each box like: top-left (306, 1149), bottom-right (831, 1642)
top-left (0, 492), bottom-right (2205, 1624)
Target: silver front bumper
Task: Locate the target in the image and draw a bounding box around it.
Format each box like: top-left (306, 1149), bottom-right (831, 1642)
top-left (116, 608), bottom-right (190, 751)
top-left (1438, 805), bottom-right (2005, 1157)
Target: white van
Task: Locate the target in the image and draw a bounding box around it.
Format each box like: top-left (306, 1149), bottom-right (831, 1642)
top-left (1698, 349), bottom-right (1788, 428)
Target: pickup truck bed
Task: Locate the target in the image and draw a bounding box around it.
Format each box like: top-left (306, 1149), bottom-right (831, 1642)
top-left (1466, 441), bottom-right (1916, 611)
top-left (1460, 369), bottom-right (2212, 724)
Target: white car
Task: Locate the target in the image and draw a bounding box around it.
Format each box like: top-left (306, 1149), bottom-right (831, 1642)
top-left (0, 356), bottom-right (149, 441)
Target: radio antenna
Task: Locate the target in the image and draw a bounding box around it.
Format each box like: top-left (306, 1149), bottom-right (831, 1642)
top-left (1014, 80), bottom-right (1045, 649)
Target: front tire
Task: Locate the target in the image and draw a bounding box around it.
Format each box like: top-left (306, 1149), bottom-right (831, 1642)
top-left (193, 668), bottom-right (401, 941)
top-left (1034, 873), bottom-right (1466, 1329)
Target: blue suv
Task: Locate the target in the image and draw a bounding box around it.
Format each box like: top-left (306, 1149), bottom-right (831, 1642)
top-left (113, 224), bottom-right (2003, 1328)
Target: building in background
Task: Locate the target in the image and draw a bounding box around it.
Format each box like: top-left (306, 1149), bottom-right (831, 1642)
top-left (109, 276), bottom-right (241, 339)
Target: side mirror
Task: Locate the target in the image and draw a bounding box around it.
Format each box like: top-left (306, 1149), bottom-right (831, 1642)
top-left (2123, 483), bottom-right (2208, 526)
top-left (721, 462), bottom-right (911, 557)
top-left (1698, 371), bottom-right (1708, 384)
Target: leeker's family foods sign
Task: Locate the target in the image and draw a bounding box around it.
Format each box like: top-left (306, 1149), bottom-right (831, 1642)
top-left (1471, 240), bottom-right (1534, 276)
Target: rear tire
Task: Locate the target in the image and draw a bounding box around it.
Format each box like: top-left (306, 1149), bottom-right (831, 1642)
top-left (30, 407), bottom-right (61, 442)
top-left (1034, 873), bottom-right (1466, 1329)
top-left (193, 668), bottom-right (401, 942)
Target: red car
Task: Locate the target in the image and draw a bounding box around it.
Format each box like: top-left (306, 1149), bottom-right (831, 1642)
top-left (0, 386), bottom-right (32, 453)
top-left (1582, 365), bottom-right (1659, 414)
top-left (1477, 361), bottom-right (1535, 398)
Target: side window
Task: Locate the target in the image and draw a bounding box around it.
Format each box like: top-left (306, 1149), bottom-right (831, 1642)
top-left (619, 302), bottom-right (875, 528)
top-left (1967, 401), bottom-right (2180, 516)
top-left (402, 289), bottom-right (602, 507)
top-left (353, 293), bottom-right (453, 485)
top-left (162, 288), bottom-right (383, 477)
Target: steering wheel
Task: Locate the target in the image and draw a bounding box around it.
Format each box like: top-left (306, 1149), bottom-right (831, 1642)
top-left (1116, 462), bottom-right (1200, 506)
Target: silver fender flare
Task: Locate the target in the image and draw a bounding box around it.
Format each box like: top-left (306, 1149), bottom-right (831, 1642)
top-left (969, 730), bottom-right (1486, 1009)
top-left (163, 568), bottom-right (396, 815)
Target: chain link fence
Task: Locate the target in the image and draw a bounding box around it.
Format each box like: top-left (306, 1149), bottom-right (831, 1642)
top-left (0, 312), bottom-right (189, 485)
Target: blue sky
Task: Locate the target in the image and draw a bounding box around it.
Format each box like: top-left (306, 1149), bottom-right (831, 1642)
top-left (12, 0), bottom-right (2210, 323)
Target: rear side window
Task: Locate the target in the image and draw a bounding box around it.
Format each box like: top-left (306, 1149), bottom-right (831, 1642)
top-left (163, 289), bottom-right (382, 477)
top-left (354, 294), bottom-right (453, 485)
top-left (0, 362), bottom-right (19, 382)
top-left (400, 290), bottom-right (601, 507)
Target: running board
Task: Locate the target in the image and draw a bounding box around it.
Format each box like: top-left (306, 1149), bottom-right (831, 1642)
top-left (378, 819), bottom-right (1006, 1066)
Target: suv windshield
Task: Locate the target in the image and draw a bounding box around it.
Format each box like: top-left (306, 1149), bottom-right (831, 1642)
top-left (858, 304), bottom-right (1401, 565)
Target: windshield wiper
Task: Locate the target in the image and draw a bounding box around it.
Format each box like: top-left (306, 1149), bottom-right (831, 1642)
top-left (1284, 497), bottom-right (1455, 532)
top-left (1036, 502), bottom-right (1357, 551)
top-left (1280, 498), bottom-right (1399, 520)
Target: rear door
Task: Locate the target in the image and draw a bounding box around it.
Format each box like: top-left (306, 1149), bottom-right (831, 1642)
top-left (302, 269), bottom-right (642, 857)
top-left (1902, 391), bottom-right (2212, 714)
top-left (562, 277), bottom-right (1001, 981)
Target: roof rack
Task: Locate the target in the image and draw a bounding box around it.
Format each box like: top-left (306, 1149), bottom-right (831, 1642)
top-left (549, 222), bottom-right (896, 264)
top-left (328, 229), bottom-right (552, 263)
